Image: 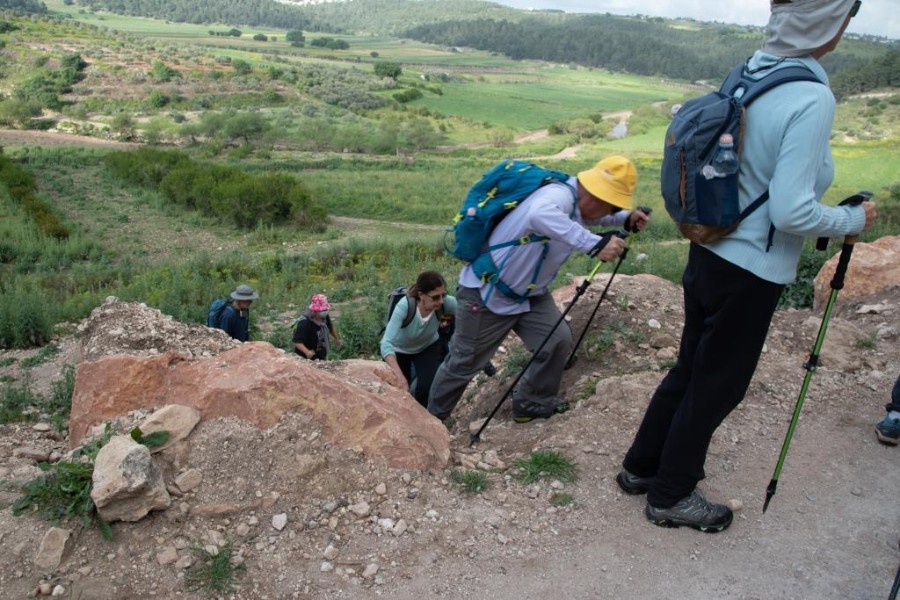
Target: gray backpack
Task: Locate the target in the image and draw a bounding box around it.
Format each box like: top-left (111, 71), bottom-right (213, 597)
top-left (661, 61), bottom-right (821, 245)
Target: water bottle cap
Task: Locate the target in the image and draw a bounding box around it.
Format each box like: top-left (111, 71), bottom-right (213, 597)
top-left (719, 133), bottom-right (734, 145)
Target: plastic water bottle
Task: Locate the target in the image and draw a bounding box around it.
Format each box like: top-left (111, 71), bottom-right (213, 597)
top-left (454, 206), bottom-right (483, 261)
top-left (710, 133), bottom-right (739, 177)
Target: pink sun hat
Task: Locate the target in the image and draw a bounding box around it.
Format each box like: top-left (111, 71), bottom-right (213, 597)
top-left (308, 294), bottom-right (331, 312)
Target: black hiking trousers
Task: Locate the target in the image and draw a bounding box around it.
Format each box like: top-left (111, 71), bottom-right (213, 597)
top-left (623, 243), bottom-right (784, 508)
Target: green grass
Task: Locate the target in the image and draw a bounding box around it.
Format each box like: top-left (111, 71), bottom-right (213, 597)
top-left (511, 450), bottom-right (578, 484)
top-left (0, 379), bottom-right (41, 424)
top-left (449, 469), bottom-right (491, 494)
top-left (12, 426), bottom-right (114, 540)
top-left (417, 73), bottom-right (674, 130)
top-left (184, 541), bottom-right (244, 596)
top-left (549, 492), bottom-right (575, 506)
top-left (20, 344), bottom-right (60, 369)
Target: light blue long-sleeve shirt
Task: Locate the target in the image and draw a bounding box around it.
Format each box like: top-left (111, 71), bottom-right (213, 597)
top-left (459, 176), bottom-right (628, 315)
top-left (706, 51), bottom-right (866, 284)
top-left (380, 295), bottom-right (458, 358)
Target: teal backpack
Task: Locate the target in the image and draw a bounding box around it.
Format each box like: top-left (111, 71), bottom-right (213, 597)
top-left (445, 160), bottom-right (575, 302)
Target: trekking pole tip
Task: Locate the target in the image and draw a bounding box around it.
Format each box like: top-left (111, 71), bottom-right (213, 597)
top-left (763, 480), bottom-right (778, 514)
top-left (468, 433), bottom-right (480, 447)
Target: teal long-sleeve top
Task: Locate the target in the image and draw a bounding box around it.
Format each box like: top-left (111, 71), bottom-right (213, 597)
top-left (706, 51), bottom-right (866, 284)
top-left (379, 295), bottom-right (458, 359)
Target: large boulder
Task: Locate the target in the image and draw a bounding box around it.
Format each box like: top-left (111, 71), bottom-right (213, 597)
top-left (70, 343), bottom-right (450, 470)
top-left (814, 235), bottom-right (900, 311)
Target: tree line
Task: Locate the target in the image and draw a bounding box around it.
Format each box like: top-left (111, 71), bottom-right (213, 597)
top-left (402, 15), bottom-right (895, 84)
top-left (74, 0), bottom-right (321, 30)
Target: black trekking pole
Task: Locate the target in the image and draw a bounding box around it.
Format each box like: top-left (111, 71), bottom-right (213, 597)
top-left (469, 232), bottom-right (629, 446)
top-left (564, 207), bottom-right (650, 370)
top-left (890, 538), bottom-right (900, 600)
top-left (763, 191), bottom-right (872, 513)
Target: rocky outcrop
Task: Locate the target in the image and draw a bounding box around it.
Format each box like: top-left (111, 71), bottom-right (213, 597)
top-left (814, 235), bottom-right (900, 311)
top-left (69, 299), bottom-right (450, 471)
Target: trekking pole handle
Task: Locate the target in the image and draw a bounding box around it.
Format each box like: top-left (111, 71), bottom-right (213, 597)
top-left (627, 206), bottom-right (653, 233)
top-left (815, 191), bottom-right (872, 251)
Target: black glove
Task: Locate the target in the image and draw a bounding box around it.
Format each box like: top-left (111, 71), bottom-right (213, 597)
top-left (626, 206), bottom-right (653, 233)
top-left (588, 231), bottom-right (619, 258)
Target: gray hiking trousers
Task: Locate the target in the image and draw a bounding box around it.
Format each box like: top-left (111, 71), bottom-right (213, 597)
top-left (427, 286), bottom-right (572, 420)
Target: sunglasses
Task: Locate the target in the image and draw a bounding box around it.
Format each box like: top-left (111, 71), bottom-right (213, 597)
top-left (849, 0), bottom-right (861, 18)
top-left (426, 292), bottom-right (447, 301)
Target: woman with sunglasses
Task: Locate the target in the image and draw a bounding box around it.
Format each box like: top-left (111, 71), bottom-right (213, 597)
top-left (380, 271), bottom-right (457, 408)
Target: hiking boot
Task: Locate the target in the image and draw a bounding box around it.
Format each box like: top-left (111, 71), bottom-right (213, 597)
top-left (645, 490), bottom-right (733, 533)
top-left (512, 399), bottom-right (569, 423)
top-left (875, 415), bottom-right (900, 446)
top-left (616, 469), bottom-right (654, 495)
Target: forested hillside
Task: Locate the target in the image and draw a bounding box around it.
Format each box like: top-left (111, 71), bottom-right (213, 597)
top-left (48, 0), bottom-right (897, 85)
top-left (402, 15), bottom-right (897, 82)
top-left (70, 0), bottom-right (322, 30)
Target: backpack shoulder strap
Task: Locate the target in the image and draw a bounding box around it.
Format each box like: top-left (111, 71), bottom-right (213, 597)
top-left (401, 295), bottom-right (416, 329)
top-left (725, 62), bottom-right (821, 106)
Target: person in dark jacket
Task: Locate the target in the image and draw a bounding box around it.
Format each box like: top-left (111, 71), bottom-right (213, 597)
top-left (219, 284), bottom-right (258, 342)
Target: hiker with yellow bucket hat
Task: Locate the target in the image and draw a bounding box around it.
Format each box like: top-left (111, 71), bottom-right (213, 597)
top-left (428, 155), bottom-right (650, 424)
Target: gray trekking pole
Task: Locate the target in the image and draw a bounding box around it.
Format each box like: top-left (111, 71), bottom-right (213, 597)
top-left (469, 232), bottom-right (629, 447)
top-left (763, 191), bottom-right (872, 513)
top-left (565, 207), bottom-right (651, 370)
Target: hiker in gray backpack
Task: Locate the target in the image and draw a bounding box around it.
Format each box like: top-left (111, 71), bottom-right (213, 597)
top-left (380, 271), bottom-right (458, 408)
top-left (428, 155), bottom-right (649, 423)
top-left (618, 0), bottom-right (878, 534)
top-left (219, 284), bottom-right (258, 342)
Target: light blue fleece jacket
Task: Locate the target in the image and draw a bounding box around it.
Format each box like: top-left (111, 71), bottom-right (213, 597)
top-left (380, 295), bottom-right (458, 358)
top-left (458, 177), bottom-right (628, 315)
top-left (706, 50), bottom-right (866, 284)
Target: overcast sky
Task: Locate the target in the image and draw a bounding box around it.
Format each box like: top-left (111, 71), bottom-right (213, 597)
top-left (492, 0), bottom-right (899, 39)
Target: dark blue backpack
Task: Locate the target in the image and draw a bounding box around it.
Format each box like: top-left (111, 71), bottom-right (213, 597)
top-left (445, 160), bottom-right (575, 302)
top-left (206, 298), bottom-right (231, 328)
top-left (661, 61), bottom-right (821, 245)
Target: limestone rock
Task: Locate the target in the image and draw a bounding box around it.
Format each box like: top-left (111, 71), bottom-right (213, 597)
top-left (814, 236), bottom-right (900, 311)
top-left (90, 435), bottom-right (171, 522)
top-left (34, 527), bottom-right (70, 572)
top-left (137, 405), bottom-right (201, 453)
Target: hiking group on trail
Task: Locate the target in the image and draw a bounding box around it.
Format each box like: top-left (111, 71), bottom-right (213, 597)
top-left (200, 0), bottom-right (891, 538)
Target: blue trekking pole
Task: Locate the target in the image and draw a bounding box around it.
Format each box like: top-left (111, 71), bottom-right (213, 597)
top-left (763, 191), bottom-right (872, 513)
top-left (469, 232), bottom-right (630, 446)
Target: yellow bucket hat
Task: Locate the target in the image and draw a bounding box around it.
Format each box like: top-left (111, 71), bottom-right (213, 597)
top-left (577, 156), bottom-right (637, 210)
